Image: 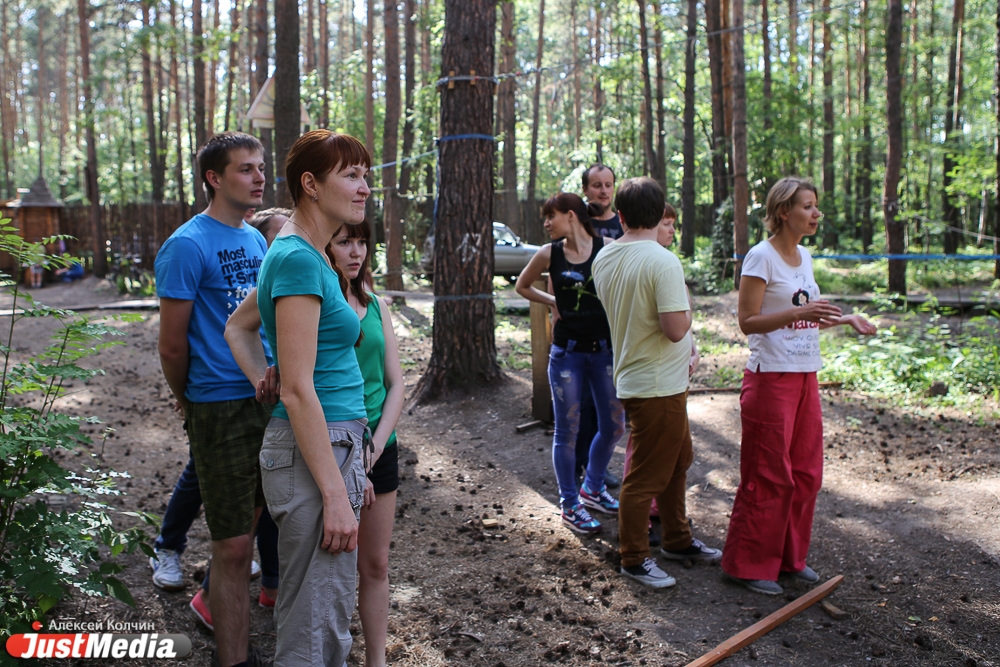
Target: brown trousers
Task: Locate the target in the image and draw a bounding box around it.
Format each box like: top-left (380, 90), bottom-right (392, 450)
top-left (619, 393), bottom-right (693, 568)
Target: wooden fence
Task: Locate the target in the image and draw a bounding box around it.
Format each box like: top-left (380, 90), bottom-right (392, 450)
top-left (60, 202), bottom-right (190, 273)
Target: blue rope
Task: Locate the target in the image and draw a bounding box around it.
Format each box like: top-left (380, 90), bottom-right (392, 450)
top-left (732, 253), bottom-right (1000, 261)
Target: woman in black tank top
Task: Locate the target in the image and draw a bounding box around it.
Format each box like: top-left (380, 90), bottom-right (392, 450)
top-left (515, 193), bottom-right (626, 535)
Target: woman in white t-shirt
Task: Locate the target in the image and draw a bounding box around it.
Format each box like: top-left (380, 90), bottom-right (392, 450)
top-left (721, 177), bottom-right (876, 596)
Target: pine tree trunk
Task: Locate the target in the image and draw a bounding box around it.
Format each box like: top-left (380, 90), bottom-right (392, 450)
top-left (383, 0), bottom-right (403, 293)
top-left (821, 0), bottom-right (836, 248)
top-left (142, 1), bottom-right (164, 203)
top-left (652, 1), bottom-right (666, 189)
top-left (995, 0), bottom-right (999, 279)
top-left (319, 0), bottom-right (329, 127)
top-left (762, 0), bottom-right (772, 186)
top-left (78, 0), bottom-right (107, 276)
top-left (58, 11), bottom-right (70, 200)
top-left (681, 0), bottom-right (696, 258)
top-left (732, 0), bottom-right (748, 286)
top-left (254, 0), bottom-right (274, 207)
top-left (787, 0), bottom-right (798, 169)
top-left (593, 4), bottom-right (604, 162)
top-left (525, 0), bottom-right (545, 246)
top-left (884, 0), bottom-right (906, 294)
top-left (413, 0), bottom-right (500, 404)
top-left (570, 0), bottom-right (580, 146)
top-left (193, 0), bottom-right (207, 210)
top-left (942, 0), bottom-right (966, 254)
top-left (398, 0), bottom-right (416, 198)
top-left (925, 0), bottom-right (936, 227)
top-left (706, 0), bottom-right (729, 213)
top-left (223, 0), bottom-right (241, 132)
top-left (0, 0), bottom-right (12, 197)
top-left (498, 0), bottom-right (519, 238)
top-left (637, 1), bottom-right (659, 186)
top-left (859, 0), bottom-right (872, 252)
top-left (365, 0), bottom-right (376, 223)
top-left (207, 0), bottom-right (221, 138)
top-left (306, 0), bottom-right (315, 72)
top-left (169, 0), bottom-right (186, 208)
top-left (274, 0), bottom-right (299, 208)
top-left (842, 16), bottom-right (854, 239)
top-left (36, 7), bottom-right (46, 176)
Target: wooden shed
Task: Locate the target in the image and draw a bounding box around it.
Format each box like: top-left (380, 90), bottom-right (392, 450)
top-left (0, 176), bottom-right (65, 282)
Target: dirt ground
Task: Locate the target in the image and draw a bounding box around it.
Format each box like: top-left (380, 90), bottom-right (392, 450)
top-left (5, 277), bottom-right (999, 667)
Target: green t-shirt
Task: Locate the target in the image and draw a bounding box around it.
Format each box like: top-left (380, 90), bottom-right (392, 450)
top-left (257, 235), bottom-right (366, 422)
top-left (357, 295), bottom-right (397, 448)
top-left (592, 240), bottom-right (691, 399)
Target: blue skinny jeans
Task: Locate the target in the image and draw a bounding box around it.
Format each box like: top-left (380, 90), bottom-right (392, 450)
top-left (547, 340), bottom-right (625, 507)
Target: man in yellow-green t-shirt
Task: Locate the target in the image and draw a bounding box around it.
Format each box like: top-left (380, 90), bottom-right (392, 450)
top-left (592, 177), bottom-right (722, 589)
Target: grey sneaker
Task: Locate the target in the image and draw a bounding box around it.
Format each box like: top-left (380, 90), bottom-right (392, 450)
top-left (788, 565), bottom-right (819, 583)
top-left (725, 572), bottom-right (783, 595)
top-left (621, 558), bottom-right (676, 588)
top-left (661, 537), bottom-right (722, 562)
top-left (149, 549), bottom-right (186, 591)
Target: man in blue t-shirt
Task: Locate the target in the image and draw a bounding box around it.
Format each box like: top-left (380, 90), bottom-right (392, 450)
top-left (155, 131), bottom-right (271, 667)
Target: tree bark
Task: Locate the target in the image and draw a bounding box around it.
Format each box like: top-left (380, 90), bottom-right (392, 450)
top-left (365, 0), bottom-right (376, 223)
top-left (274, 0), bottom-right (299, 208)
top-left (637, 1), bottom-right (660, 186)
top-left (254, 0), bottom-right (273, 207)
top-left (413, 0), bottom-right (500, 404)
top-left (996, 0), bottom-right (999, 279)
top-left (761, 0), bottom-right (772, 186)
top-left (0, 0), bottom-right (13, 197)
top-left (821, 0), bottom-right (836, 247)
top-left (681, 0), bottom-right (697, 258)
top-left (570, 0), bottom-right (581, 146)
top-left (77, 0), bottom-right (106, 276)
top-left (36, 6), bottom-right (46, 176)
top-left (705, 0), bottom-right (729, 213)
top-left (525, 0), bottom-right (545, 246)
top-left (141, 1), bottom-right (164, 203)
top-left (884, 0), bottom-right (906, 294)
top-left (593, 3), bottom-right (604, 161)
top-left (306, 0), bottom-right (315, 72)
top-left (206, 0), bottom-right (221, 137)
top-left (383, 0), bottom-right (403, 293)
top-left (58, 11), bottom-right (71, 200)
top-left (942, 0), bottom-right (966, 254)
top-left (398, 0), bottom-right (416, 199)
top-left (498, 0), bottom-right (519, 238)
top-left (223, 0), bottom-right (241, 132)
top-left (652, 1), bottom-right (666, 189)
top-left (857, 0), bottom-right (872, 252)
top-left (732, 0), bottom-right (748, 286)
top-left (320, 0), bottom-right (329, 127)
top-left (193, 0), bottom-right (207, 210)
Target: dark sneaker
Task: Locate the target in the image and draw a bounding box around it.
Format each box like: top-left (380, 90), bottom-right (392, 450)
top-left (661, 537), bottom-right (722, 561)
top-left (648, 523), bottom-right (661, 548)
top-left (621, 558), bottom-right (676, 588)
top-left (579, 483), bottom-right (619, 514)
top-left (604, 468), bottom-right (621, 488)
top-left (149, 548), bottom-right (186, 591)
top-left (725, 572), bottom-right (784, 596)
top-left (561, 502), bottom-right (602, 534)
top-left (788, 565), bottom-right (819, 583)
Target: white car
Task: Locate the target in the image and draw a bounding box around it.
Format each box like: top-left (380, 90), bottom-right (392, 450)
top-left (422, 222), bottom-right (541, 281)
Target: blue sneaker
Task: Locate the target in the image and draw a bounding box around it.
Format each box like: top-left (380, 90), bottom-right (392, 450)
top-left (561, 502), bottom-right (602, 534)
top-left (579, 483), bottom-right (619, 515)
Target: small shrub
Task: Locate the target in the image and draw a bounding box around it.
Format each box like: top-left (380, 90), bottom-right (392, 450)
top-left (0, 220), bottom-right (155, 637)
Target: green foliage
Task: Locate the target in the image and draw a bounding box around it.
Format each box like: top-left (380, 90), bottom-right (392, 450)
top-left (683, 237), bottom-right (729, 296)
top-left (0, 221), bottom-right (156, 636)
top-left (820, 286), bottom-right (1000, 403)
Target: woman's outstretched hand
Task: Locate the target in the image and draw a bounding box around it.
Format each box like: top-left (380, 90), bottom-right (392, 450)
top-left (843, 314), bottom-right (878, 335)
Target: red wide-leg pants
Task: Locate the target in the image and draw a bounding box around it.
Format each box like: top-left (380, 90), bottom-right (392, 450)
top-left (721, 369), bottom-right (823, 581)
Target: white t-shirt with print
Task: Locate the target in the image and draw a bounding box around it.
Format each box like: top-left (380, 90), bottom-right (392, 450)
top-left (742, 239), bottom-right (822, 373)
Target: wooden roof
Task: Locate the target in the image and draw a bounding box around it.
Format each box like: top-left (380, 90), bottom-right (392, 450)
top-left (10, 176), bottom-right (64, 208)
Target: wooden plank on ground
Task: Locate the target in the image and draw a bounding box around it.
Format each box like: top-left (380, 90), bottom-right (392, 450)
top-left (529, 277), bottom-right (553, 422)
top-left (683, 575), bottom-right (844, 667)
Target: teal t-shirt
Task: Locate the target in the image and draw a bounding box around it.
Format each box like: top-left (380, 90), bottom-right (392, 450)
top-left (257, 235), bottom-right (366, 422)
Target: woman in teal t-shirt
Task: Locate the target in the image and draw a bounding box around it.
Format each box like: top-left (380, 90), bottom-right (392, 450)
top-left (326, 218), bottom-right (403, 667)
top-left (226, 130), bottom-right (373, 667)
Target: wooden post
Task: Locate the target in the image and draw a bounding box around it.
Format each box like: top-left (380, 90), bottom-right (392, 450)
top-left (529, 277), bottom-right (553, 422)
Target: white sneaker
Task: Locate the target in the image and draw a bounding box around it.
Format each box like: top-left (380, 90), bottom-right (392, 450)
top-left (620, 557), bottom-right (676, 588)
top-left (149, 549), bottom-right (186, 591)
top-left (250, 560), bottom-right (261, 580)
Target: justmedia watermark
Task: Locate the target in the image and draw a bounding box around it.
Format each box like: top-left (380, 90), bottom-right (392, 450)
top-left (5, 621), bottom-right (192, 659)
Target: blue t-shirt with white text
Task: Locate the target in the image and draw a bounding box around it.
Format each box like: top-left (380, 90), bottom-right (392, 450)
top-left (155, 213), bottom-right (272, 402)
